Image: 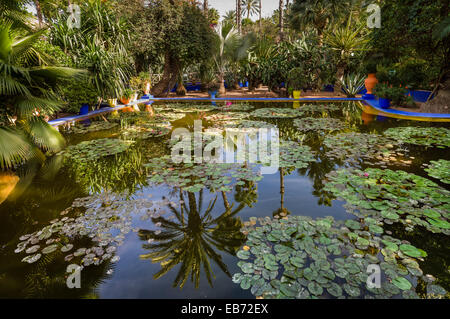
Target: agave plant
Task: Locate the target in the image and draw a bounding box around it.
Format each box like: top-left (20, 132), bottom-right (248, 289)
top-left (0, 21), bottom-right (84, 170)
top-left (339, 74), bottom-right (366, 98)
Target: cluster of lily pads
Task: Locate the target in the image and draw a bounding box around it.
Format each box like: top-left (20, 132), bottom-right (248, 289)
top-left (15, 193), bottom-right (172, 268)
top-left (324, 168), bottom-right (450, 234)
top-left (250, 108), bottom-right (304, 119)
top-left (121, 124), bottom-right (171, 140)
top-left (277, 141), bottom-right (316, 169)
top-left (298, 104), bottom-right (341, 113)
top-left (424, 159), bottom-right (450, 184)
top-left (64, 138), bottom-right (134, 162)
top-left (154, 104), bottom-right (215, 113)
top-left (222, 120), bottom-right (277, 131)
top-left (206, 112), bottom-right (250, 123)
top-left (383, 127), bottom-right (450, 148)
top-left (293, 117), bottom-right (348, 132)
top-left (144, 156), bottom-right (263, 193)
top-left (323, 132), bottom-right (413, 167)
top-left (64, 121), bottom-right (118, 134)
top-left (233, 215), bottom-right (446, 299)
top-left (217, 104), bottom-right (255, 112)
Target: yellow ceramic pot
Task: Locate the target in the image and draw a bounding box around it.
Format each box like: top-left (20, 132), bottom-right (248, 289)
top-left (108, 98), bottom-right (118, 107)
top-left (293, 90), bottom-right (302, 99)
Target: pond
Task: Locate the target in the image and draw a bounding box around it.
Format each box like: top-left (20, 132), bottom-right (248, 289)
top-left (0, 101), bottom-right (449, 299)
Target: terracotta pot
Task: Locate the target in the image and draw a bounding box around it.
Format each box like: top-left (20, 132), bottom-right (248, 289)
top-left (365, 73), bottom-right (378, 94)
top-left (361, 111), bottom-right (375, 125)
top-left (120, 97), bottom-right (131, 105)
top-left (0, 173), bottom-right (19, 205)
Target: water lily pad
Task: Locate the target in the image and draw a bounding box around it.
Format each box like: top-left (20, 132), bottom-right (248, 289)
top-left (22, 253), bottom-right (41, 264)
top-left (424, 160), bottom-right (450, 184)
top-left (392, 277), bottom-right (412, 290)
top-left (42, 244), bottom-right (58, 254)
top-left (384, 127), bottom-right (450, 147)
top-left (399, 244), bottom-right (427, 258)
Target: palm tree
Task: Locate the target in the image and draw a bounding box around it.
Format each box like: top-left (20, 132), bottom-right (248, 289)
top-left (0, 0), bottom-right (30, 30)
top-left (33, 0), bottom-right (44, 28)
top-left (236, 0), bottom-right (242, 34)
top-left (289, 0), bottom-right (348, 44)
top-left (242, 0), bottom-right (259, 20)
top-left (203, 0), bottom-right (208, 14)
top-left (324, 16), bottom-right (369, 94)
top-left (258, 0), bottom-right (262, 30)
top-left (279, 0), bottom-right (285, 41)
top-left (223, 10), bottom-right (236, 25)
top-left (0, 21), bottom-right (84, 171)
top-left (214, 21), bottom-right (252, 94)
top-left (138, 190), bottom-right (246, 289)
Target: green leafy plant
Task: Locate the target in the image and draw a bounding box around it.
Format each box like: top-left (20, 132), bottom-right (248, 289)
top-left (51, 0), bottom-right (133, 100)
top-left (122, 88), bottom-right (135, 100)
top-left (59, 80), bottom-right (99, 113)
top-left (0, 21), bottom-right (84, 170)
top-left (287, 66), bottom-right (306, 91)
top-left (375, 83), bottom-right (407, 104)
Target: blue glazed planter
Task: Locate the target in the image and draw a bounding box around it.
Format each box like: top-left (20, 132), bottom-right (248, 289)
top-left (324, 84), bottom-right (334, 92)
top-left (363, 93), bottom-right (375, 100)
top-left (209, 91), bottom-right (217, 99)
top-left (379, 98), bottom-right (391, 109)
top-left (407, 90), bottom-right (433, 102)
top-left (79, 104), bottom-right (89, 115)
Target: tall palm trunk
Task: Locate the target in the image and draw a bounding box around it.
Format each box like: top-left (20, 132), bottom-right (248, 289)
top-left (236, 0), bottom-right (242, 34)
top-left (34, 0), bottom-right (43, 28)
top-left (278, 0), bottom-right (284, 41)
top-left (203, 0), bottom-right (208, 15)
top-left (259, 0), bottom-right (262, 30)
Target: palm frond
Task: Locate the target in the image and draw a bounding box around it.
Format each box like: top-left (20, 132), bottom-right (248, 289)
top-left (24, 118), bottom-right (66, 153)
top-left (0, 127), bottom-right (34, 170)
top-left (15, 96), bottom-right (61, 118)
top-left (0, 74), bottom-right (30, 96)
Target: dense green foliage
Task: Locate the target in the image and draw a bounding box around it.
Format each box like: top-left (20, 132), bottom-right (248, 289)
top-left (0, 20), bottom-right (83, 169)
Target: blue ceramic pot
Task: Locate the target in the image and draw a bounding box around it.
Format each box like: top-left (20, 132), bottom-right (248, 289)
top-left (379, 98), bottom-right (391, 109)
top-left (209, 91), bottom-right (217, 99)
top-left (79, 104), bottom-right (89, 115)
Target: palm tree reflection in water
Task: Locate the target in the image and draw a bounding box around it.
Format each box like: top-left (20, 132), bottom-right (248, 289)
top-left (138, 188), bottom-right (255, 289)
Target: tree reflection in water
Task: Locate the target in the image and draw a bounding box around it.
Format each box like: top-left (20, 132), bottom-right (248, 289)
top-left (138, 188), bottom-right (250, 289)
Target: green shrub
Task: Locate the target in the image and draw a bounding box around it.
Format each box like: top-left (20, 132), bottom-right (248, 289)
top-left (375, 83), bottom-right (407, 105)
top-left (32, 34), bottom-right (74, 67)
top-left (395, 59), bottom-right (428, 90)
top-left (59, 81), bottom-right (100, 114)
